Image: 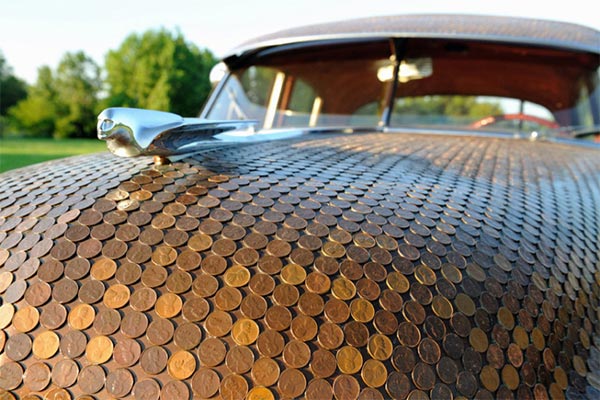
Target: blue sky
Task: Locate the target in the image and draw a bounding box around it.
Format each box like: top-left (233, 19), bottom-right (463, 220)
top-left (1, 0), bottom-right (598, 84)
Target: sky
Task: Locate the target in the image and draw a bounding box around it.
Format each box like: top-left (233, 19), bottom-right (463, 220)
top-left (1, 0), bottom-right (599, 84)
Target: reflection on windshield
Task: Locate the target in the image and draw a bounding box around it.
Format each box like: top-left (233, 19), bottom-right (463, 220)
top-left (206, 39), bottom-right (600, 138)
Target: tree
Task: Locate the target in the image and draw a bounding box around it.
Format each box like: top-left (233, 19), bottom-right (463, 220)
top-left (393, 95), bottom-right (503, 124)
top-left (105, 29), bottom-right (216, 116)
top-left (0, 53), bottom-right (28, 116)
top-left (10, 51), bottom-right (101, 138)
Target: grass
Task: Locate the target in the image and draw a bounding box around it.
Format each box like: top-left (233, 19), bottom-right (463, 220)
top-left (0, 138), bottom-right (106, 173)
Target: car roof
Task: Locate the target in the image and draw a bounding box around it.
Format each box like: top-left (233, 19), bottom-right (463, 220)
top-left (224, 14), bottom-right (600, 61)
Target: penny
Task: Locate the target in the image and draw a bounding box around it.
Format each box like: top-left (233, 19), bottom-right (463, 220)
top-left (337, 345), bottom-right (363, 374)
top-left (146, 317), bottom-right (174, 345)
top-left (106, 368), bottom-right (134, 398)
top-left (176, 250), bottom-right (201, 272)
top-left (130, 287), bottom-right (157, 311)
top-left (102, 283), bottom-right (130, 309)
top-left (278, 369), bottom-right (306, 398)
top-left (215, 286), bottom-right (243, 310)
top-left (456, 371), bottom-right (478, 397)
top-left (198, 337), bottom-right (227, 367)
top-left (0, 362), bottom-right (24, 390)
top-left (39, 301), bottom-right (67, 330)
top-left (480, 365), bottom-right (500, 392)
top-left (306, 378), bottom-right (333, 400)
top-left (86, 335), bottom-right (113, 364)
top-left (273, 283), bottom-right (299, 307)
top-left (332, 276), bottom-right (356, 300)
top-left (361, 359), bottom-right (388, 388)
top-left (412, 362), bottom-right (436, 391)
top-left (132, 379), bottom-right (161, 400)
top-left (68, 303), bottom-right (95, 330)
top-left (78, 238), bottom-right (103, 258)
top-left (161, 380), bottom-right (191, 400)
top-left (79, 279), bottom-right (105, 304)
top-left (52, 359), bottom-right (79, 388)
top-left (168, 350), bottom-right (197, 380)
top-left (155, 292), bottom-right (182, 318)
top-left (202, 254), bottom-right (228, 275)
top-left (50, 239), bottom-right (76, 261)
top-left (502, 364), bottom-right (520, 390)
top-left (127, 242), bottom-right (153, 263)
top-left (205, 310), bottom-right (233, 337)
top-left (32, 330), bottom-right (59, 359)
top-left (418, 337), bottom-right (441, 364)
top-left (115, 262), bottom-right (141, 285)
top-left (397, 321), bottom-right (421, 348)
top-left (226, 345), bottom-right (255, 374)
top-left (65, 257), bottom-right (91, 280)
top-left (356, 278), bottom-right (380, 301)
top-left (318, 322), bottom-right (345, 350)
top-left (5, 332), bottom-right (32, 361)
top-left (192, 273), bottom-right (220, 297)
top-left (257, 329), bottom-right (285, 358)
top-left (60, 330), bottom-right (87, 359)
top-left (344, 321), bottom-right (369, 347)
top-left (333, 374), bottom-right (360, 400)
top-left (12, 305), bottom-right (39, 333)
top-left (290, 314), bottom-right (318, 342)
top-left (469, 327), bottom-right (489, 353)
top-left (247, 387), bottom-right (275, 400)
top-left (192, 368), bottom-right (221, 398)
top-left (379, 289), bottom-right (403, 313)
top-left (119, 310), bottom-right (148, 338)
top-left (205, 367), bottom-right (241, 400)
top-left (455, 293), bottom-right (477, 316)
top-left (367, 333), bottom-right (393, 360)
top-left (282, 340), bottom-right (311, 369)
top-left (90, 258), bottom-right (117, 280)
top-left (166, 270), bottom-right (193, 293)
top-left (141, 345), bottom-right (168, 375)
top-left (251, 358), bottom-right (280, 386)
top-left (37, 259), bottom-right (63, 283)
top-left (232, 318), bottom-right (260, 345)
top-left (386, 271), bottom-right (410, 293)
top-left (111, 338), bottom-right (141, 367)
top-left (78, 364), bottom-right (106, 394)
top-left (350, 297), bottom-right (375, 322)
top-left (508, 343), bottom-right (524, 367)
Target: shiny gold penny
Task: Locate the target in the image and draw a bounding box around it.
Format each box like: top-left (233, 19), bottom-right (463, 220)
top-left (480, 365), bottom-right (500, 392)
top-left (155, 292), bottom-right (183, 318)
top-left (469, 328), bottom-right (489, 353)
top-left (223, 265), bottom-right (251, 287)
top-left (12, 305), bottom-right (39, 333)
top-left (386, 271), bottom-right (410, 293)
top-left (361, 359), bottom-right (388, 388)
top-left (431, 295), bottom-right (453, 319)
top-left (103, 283), bottom-right (131, 309)
top-left (168, 350), bottom-right (197, 380)
top-left (32, 330), bottom-right (59, 359)
top-left (331, 277), bottom-right (356, 300)
top-left (90, 258), bottom-right (117, 281)
top-left (336, 346), bottom-right (363, 374)
top-left (502, 364), bottom-right (520, 390)
top-left (0, 303), bottom-right (15, 330)
top-left (350, 298), bottom-right (375, 322)
top-left (281, 263), bottom-right (307, 285)
top-left (86, 335), bottom-right (113, 364)
top-left (414, 265), bottom-right (436, 286)
top-left (68, 303), bottom-right (95, 330)
top-left (367, 334), bottom-right (393, 360)
top-left (232, 318), bottom-right (260, 345)
top-left (247, 387), bottom-right (275, 400)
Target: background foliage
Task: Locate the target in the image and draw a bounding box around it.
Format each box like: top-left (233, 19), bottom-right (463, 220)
top-left (1, 29), bottom-right (216, 138)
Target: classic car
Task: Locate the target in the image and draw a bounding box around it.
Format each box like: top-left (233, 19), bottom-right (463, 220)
top-left (1, 14), bottom-right (599, 400)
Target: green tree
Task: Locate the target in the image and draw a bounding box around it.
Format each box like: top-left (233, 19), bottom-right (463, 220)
top-left (105, 29), bottom-right (216, 116)
top-left (0, 53), bottom-right (28, 116)
top-left (10, 51), bottom-right (101, 138)
top-left (394, 95), bottom-right (503, 124)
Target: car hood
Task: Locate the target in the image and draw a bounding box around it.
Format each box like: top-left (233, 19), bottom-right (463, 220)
top-left (1, 132), bottom-right (599, 398)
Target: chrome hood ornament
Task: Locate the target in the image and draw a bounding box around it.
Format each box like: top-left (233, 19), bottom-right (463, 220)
top-left (97, 108), bottom-right (257, 157)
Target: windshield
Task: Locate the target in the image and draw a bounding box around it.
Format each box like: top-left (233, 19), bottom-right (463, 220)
top-left (205, 39), bottom-right (600, 139)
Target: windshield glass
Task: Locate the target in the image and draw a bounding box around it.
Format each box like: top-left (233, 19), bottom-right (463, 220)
top-left (205, 39), bottom-right (600, 138)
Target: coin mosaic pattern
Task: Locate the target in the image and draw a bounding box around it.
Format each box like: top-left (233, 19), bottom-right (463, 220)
top-left (0, 133), bottom-right (599, 399)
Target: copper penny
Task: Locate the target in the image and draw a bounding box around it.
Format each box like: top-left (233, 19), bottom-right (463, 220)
top-left (265, 305), bottom-right (292, 331)
top-left (173, 322), bottom-right (202, 350)
top-left (105, 368), bottom-right (135, 398)
top-left (198, 337), bottom-right (227, 367)
top-left (324, 298), bottom-right (350, 324)
top-left (333, 374), bottom-right (360, 400)
top-left (12, 305), bottom-right (39, 333)
top-left (361, 359), bottom-right (388, 388)
top-left (337, 345), bottom-right (363, 374)
top-left (161, 380), bottom-right (191, 400)
top-left (141, 345), bottom-right (168, 375)
top-left (113, 337), bottom-right (141, 367)
top-left (202, 254), bottom-right (227, 275)
top-left (168, 350), bottom-right (197, 380)
top-left (103, 283), bottom-right (131, 309)
top-left (64, 257), bottom-right (91, 280)
top-left (379, 289), bottom-right (403, 313)
top-left (130, 287), bottom-right (157, 311)
top-left (0, 362), bottom-right (24, 390)
top-left (318, 322), bottom-right (345, 350)
top-left (52, 359), bottom-right (79, 388)
top-left (257, 329), bottom-right (285, 358)
top-left (155, 292), bottom-right (182, 318)
top-left (90, 258), bottom-right (117, 280)
top-left (79, 279), bottom-right (105, 304)
top-left (278, 368), bottom-right (307, 398)
top-left (115, 262), bottom-right (142, 285)
top-left (205, 310), bottom-right (233, 337)
top-left (226, 345), bottom-right (255, 374)
top-left (344, 321), bottom-right (370, 347)
top-left (283, 340), bottom-right (311, 368)
top-left (392, 346), bottom-right (416, 374)
top-left (192, 368), bottom-right (221, 398)
top-left (60, 330), bottom-right (87, 359)
top-left (86, 335), bottom-right (113, 364)
top-left (290, 314), bottom-right (318, 342)
top-left (32, 330), bottom-right (59, 359)
top-left (418, 337), bottom-right (441, 365)
top-left (220, 374), bottom-right (249, 400)
top-left (5, 332), bottom-right (32, 361)
top-left (52, 278), bottom-right (78, 303)
top-left (397, 321), bottom-right (421, 348)
top-left (147, 317), bottom-right (175, 345)
top-left (306, 378), bottom-right (333, 400)
top-left (120, 310), bottom-right (148, 338)
top-left (132, 379), bottom-right (161, 400)
top-left (93, 308), bottom-right (121, 335)
top-left (412, 362), bottom-right (436, 391)
top-left (152, 245), bottom-right (178, 266)
top-left (251, 358), bottom-right (280, 387)
top-left (78, 364), bottom-right (106, 394)
top-left (68, 303), bottom-right (95, 330)
top-left (192, 273), bottom-right (219, 298)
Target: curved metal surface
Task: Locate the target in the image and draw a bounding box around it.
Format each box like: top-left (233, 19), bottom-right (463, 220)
top-left (1, 132), bottom-right (599, 399)
top-left (224, 14), bottom-right (600, 62)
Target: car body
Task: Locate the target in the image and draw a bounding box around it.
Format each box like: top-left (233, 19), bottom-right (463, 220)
top-left (1, 14), bottom-right (600, 400)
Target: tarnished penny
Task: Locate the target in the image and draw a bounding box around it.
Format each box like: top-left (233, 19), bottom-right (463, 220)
top-left (52, 359), bottom-right (79, 388)
top-left (60, 330), bottom-right (87, 359)
top-left (192, 368), bottom-right (221, 398)
top-left (252, 357), bottom-right (280, 386)
top-left (106, 368), bottom-right (135, 398)
top-left (220, 374), bottom-right (249, 400)
top-left (226, 345), bottom-right (255, 374)
top-left (141, 345), bottom-right (168, 375)
top-left (198, 337), bottom-right (227, 367)
top-left (113, 337), bottom-right (142, 367)
top-left (78, 364), bottom-right (106, 394)
top-left (333, 374), bottom-right (361, 400)
top-left (278, 368), bottom-right (306, 398)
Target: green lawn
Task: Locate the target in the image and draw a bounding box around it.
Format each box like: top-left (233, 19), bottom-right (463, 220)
top-left (0, 138), bottom-right (106, 173)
